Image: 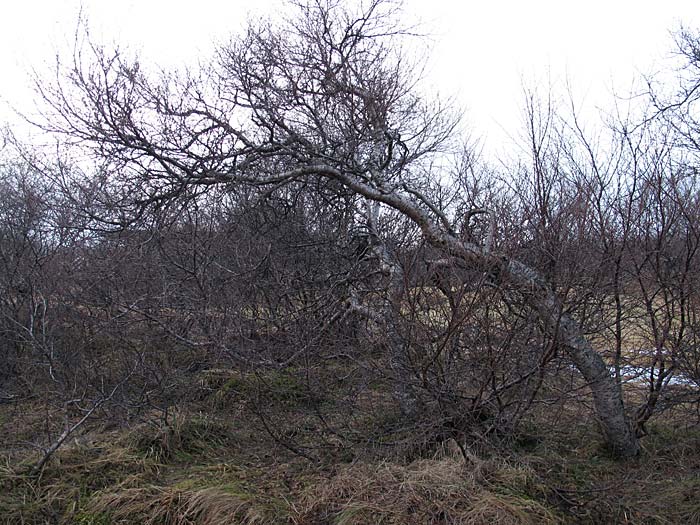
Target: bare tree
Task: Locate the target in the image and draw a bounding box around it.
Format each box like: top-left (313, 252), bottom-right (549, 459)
top-left (34, 0), bottom-right (642, 456)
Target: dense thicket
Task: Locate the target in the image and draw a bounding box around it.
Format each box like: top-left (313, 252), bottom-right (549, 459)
top-left (1, 2), bottom-right (700, 469)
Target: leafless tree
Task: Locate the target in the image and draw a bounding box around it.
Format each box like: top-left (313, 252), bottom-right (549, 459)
top-left (32, 0), bottom-right (645, 456)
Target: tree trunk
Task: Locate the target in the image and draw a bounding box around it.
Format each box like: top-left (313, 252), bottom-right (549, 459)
top-left (318, 169), bottom-right (640, 457)
top-left (502, 259), bottom-right (640, 457)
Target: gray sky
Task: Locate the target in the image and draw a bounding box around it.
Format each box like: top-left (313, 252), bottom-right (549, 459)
top-left (2, 0), bottom-right (699, 155)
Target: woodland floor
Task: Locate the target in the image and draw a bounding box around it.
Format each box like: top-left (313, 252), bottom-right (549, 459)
top-left (1, 366), bottom-right (699, 524)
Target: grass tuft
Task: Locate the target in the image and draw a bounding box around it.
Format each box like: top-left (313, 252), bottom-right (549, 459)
top-left (298, 455), bottom-right (560, 524)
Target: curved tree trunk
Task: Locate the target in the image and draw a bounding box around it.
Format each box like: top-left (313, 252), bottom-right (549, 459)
top-left (311, 165), bottom-right (641, 457)
top-left (557, 315), bottom-right (640, 457)
top-left (505, 261), bottom-right (640, 457)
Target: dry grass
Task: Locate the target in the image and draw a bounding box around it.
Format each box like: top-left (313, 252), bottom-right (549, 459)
top-left (2, 370), bottom-right (700, 524)
top-left (0, 439), bottom-right (156, 524)
top-left (3, 411), bottom-right (700, 524)
top-left (85, 483), bottom-right (288, 524)
top-left (297, 445), bottom-right (561, 524)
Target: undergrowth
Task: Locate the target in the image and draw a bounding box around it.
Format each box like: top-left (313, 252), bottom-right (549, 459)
top-left (1, 372), bottom-right (699, 524)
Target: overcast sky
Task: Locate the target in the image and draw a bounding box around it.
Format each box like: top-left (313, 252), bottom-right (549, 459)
top-left (1, 0), bottom-right (699, 156)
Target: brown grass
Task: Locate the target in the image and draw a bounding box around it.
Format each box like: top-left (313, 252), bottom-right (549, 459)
top-left (297, 445), bottom-right (561, 525)
top-left (2, 367), bottom-right (700, 524)
top-left (86, 484), bottom-right (287, 524)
